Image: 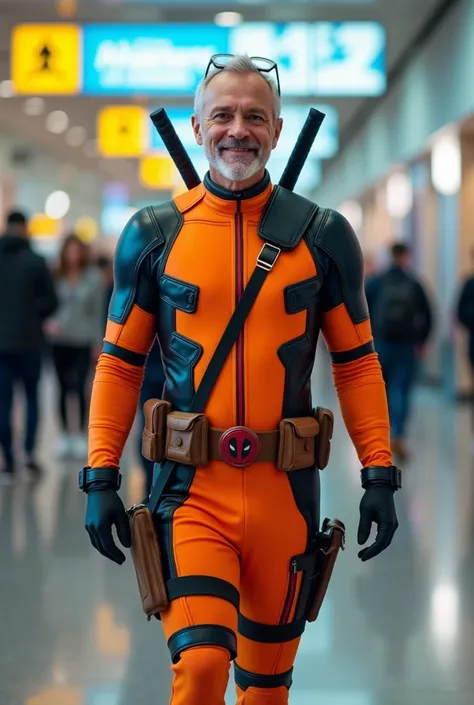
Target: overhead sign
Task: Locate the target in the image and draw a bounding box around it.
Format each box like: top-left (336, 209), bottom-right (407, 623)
top-left (149, 105), bottom-right (339, 160)
top-left (97, 105), bottom-right (147, 157)
top-left (11, 22), bottom-right (386, 98)
top-left (139, 154), bottom-right (176, 189)
top-left (11, 24), bottom-right (81, 95)
top-left (83, 24), bottom-right (228, 96)
top-left (312, 22), bottom-right (386, 96)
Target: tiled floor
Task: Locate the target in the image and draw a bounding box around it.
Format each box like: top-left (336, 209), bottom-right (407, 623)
top-left (1, 353), bottom-right (473, 705)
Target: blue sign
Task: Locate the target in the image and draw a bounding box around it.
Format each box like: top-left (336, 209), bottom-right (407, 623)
top-left (311, 22), bottom-right (386, 96)
top-left (81, 22), bottom-right (385, 97)
top-left (149, 105), bottom-right (338, 160)
top-left (83, 24), bottom-right (228, 95)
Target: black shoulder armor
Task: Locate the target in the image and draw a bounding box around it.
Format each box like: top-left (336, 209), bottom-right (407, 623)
top-left (310, 208), bottom-right (369, 324)
top-left (259, 186), bottom-right (318, 251)
top-left (109, 202), bottom-right (182, 324)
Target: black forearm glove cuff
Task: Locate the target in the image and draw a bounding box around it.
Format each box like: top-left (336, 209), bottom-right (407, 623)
top-left (79, 466), bottom-right (122, 493)
top-left (361, 465), bottom-right (401, 491)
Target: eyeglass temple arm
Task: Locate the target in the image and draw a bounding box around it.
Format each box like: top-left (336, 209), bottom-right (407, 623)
top-left (150, 108), bottom-right (202, 190)
top-left (278, 108), bottom-right (325, 192)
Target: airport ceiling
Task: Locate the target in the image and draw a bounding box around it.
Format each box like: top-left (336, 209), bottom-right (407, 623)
top-left (0, 0), bottom-right (443, 202)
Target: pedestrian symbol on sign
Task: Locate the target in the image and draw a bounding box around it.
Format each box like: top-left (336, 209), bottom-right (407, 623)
top-left (39, 45), bottom-right (52, 72)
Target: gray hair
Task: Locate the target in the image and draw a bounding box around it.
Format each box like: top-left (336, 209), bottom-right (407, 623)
top-left (194, 54), bottom-right (281, 120)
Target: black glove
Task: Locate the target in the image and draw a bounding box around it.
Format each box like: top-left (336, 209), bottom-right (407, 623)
top-left (357, 485), bottom-right (398, 562)
top-left (85, 487), bottom-right (132, 565)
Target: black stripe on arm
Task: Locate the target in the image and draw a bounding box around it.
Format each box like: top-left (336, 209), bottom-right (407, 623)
top-left (102, 342), bottom-right (147, 367)
top-left (330, 340), bottom-right (375, 364)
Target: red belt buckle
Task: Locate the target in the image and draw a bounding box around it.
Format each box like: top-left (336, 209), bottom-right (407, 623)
top-left (218, 426), bottom-right (261, 468)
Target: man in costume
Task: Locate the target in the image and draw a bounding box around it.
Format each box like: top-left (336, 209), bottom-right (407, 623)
top-left (81, 55), bottom-right (401, 704)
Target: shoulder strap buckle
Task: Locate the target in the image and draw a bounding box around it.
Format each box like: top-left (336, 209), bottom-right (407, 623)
top-left (257, 243), bottom-right (281, 272)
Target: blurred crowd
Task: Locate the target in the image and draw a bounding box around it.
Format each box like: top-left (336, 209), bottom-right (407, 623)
top-left (0, 208), bottom-right (473, 489)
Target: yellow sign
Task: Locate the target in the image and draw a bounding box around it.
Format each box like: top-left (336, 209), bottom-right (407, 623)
top-left (98, 106), bottom-right (147, 158)
top-left (139, 154), bottom-right (176, 190)
top-left (29, 213), bottom-right (60, 238)
top-left (11, 24), bottom-right (81, 95)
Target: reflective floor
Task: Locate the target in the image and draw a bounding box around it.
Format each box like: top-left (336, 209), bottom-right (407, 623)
top-left (1, 352), bottom-right (474, 705)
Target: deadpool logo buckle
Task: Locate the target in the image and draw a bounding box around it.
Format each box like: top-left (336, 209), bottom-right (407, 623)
top-left (218, 426), bottom-right (261, 468)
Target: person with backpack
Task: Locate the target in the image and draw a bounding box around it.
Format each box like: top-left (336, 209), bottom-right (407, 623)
top-left (366, 242), bottom-right (433, 462)
top-left (456, 249), bottom-right (474, 435)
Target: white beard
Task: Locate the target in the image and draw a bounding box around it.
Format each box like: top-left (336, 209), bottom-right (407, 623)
top-left (204, 137), bottom-right (268, 183)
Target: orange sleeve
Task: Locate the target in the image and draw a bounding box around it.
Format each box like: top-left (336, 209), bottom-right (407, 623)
top-left (88, 304), bottom-right (157, 469)
top-left (321, 302), bottom-right (392, 468)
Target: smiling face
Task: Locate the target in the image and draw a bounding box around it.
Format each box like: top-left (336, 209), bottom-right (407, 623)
top-left (192, 71), bottom-right (283, 190)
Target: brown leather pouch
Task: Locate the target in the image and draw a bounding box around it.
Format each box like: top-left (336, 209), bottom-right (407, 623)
top-left (277, 416), bottom-right (320, 472)
top-left (165, 411), bottom-right (209, 466)
top-left (128, 505), bottom-right (169, 620)
top-left (307, 518), bottom-right (345, 622)
top-left (313, 407), bottom-right (334, 469)
top-left (142, 399), bottom-right (172, 462)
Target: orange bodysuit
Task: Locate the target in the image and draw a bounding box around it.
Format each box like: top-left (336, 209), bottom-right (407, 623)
top-left (88, 171), bottom-right (391, 704)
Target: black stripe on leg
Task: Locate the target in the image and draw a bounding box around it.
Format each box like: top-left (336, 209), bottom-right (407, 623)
top-left (166, 576), bottom-right (240, 611)
top-left (234, 663), bottom-right (293, 691)
top-left (167, 625), bottom-right (237, 664)
top-left (238, 614), bottom-right (306, 643)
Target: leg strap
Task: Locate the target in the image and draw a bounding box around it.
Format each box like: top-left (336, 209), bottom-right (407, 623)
top-left (167, 625), bottom-right (237, 664)
top-left (234, 664), bottom-right (293, 691)
top-left (166, 576), bottom-right (240, 611)
top-left (238, 614), bottom-right (306, 643)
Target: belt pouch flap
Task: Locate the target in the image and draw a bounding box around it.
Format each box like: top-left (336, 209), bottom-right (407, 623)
top-left (278, 416), bottom-right (320, 472)
top-left (307, 518), bottom-right (345, 622)
top-left (166, 411), bottom-right (209, 467)
top-left (313, 407), bottom-right (334, 470)
top-left (129, 507), bottom-right (169, 619)
top-left (142, 399), bottom-right (172, 463)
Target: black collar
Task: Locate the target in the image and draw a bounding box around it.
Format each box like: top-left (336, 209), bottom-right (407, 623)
top-left (203, 170), bottom-right (270, 200)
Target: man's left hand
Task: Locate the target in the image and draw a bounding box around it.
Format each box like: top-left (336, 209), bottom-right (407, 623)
top-left (357, 486), bottom-right (399, 561)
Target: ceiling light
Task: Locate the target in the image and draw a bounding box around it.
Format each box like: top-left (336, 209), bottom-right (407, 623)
top-left (24, 97), bottom-right (45, 116)
top-left (45, 191), bottom-right (71, 220)
top-left (66, 126), bottom-right (87, 147)
top-left (0, 80), bottom-right (15, 98)
top-left (214, 11), bottom-right (243, 27)
top-left (386, 171), bottom-right (413, 220)
top-left (431, 128), bottom-right (461, 196)
top-left (46, 110), bottom-right (69, 134)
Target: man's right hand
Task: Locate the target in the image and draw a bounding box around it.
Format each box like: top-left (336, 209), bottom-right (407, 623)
top-left (85, 488), bottom-right (131, 565)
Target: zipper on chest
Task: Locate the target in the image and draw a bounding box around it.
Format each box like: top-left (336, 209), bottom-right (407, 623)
top-left (234, 200), bottom-right (245, 427)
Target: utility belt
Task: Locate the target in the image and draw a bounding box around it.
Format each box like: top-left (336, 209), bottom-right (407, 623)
top-left (141, 398), bottom-right (335, 472)
top-left (129, 398), bottom-right (345, 625)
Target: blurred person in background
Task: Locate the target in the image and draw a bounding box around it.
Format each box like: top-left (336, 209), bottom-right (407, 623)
top-left (45, 234), bottom-right (105, 460)
top-left (0, 210), bottom-right (58, 481)
top-left (456, 247), bottom-right (474, 437)
top-left (366, 242), bottom-right (433, 462)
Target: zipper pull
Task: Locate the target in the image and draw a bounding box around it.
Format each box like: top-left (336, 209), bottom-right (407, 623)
top-left (291, 559), bottom-right (298, 573)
